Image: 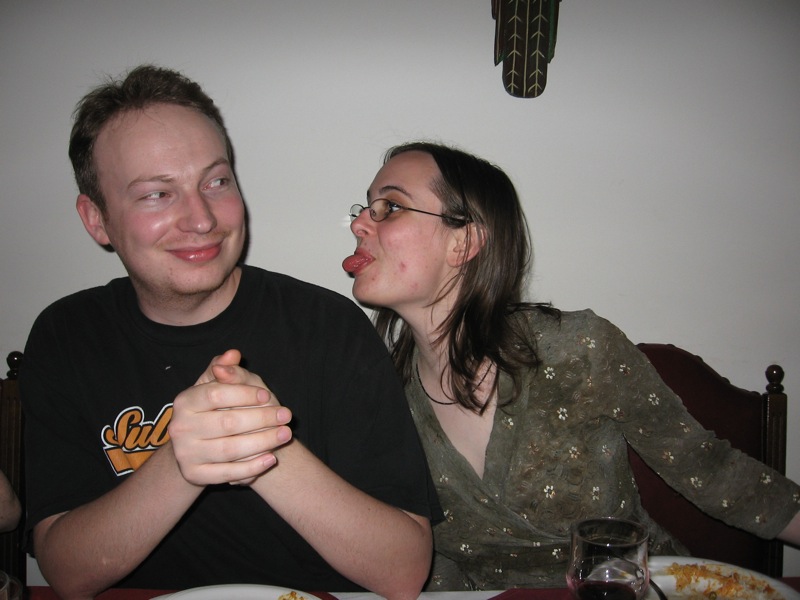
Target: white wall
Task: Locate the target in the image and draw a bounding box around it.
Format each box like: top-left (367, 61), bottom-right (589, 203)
top-left (1, 0), bottom-right (798, 583)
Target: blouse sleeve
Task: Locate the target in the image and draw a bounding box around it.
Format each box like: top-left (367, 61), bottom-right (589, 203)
top-left (587, 312), bottom-right (800, 540)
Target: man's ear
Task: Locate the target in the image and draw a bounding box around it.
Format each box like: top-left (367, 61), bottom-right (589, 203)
top-left (447, 222), bottom-right (486, 268)
top-left (76, 194), bottom-right (111, 247)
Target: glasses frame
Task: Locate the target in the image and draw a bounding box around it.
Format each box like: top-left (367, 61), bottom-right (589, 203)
top-left (350, 198), bottom-right (469, 224)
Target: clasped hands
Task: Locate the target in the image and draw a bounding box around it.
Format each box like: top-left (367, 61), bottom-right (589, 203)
top-left (168, 349), bottom-right (292, 486)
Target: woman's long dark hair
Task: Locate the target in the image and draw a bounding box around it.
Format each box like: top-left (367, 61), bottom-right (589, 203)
top-left (373, 141), bottom-right (559, 414)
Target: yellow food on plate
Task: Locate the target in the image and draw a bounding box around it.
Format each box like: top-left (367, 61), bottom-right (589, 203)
top-left (277, 593), bottom-right (307, 600)
top-left (665, 562), bottom-right (782, 599)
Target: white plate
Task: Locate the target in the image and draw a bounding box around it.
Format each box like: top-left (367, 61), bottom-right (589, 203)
top-left (157, 584), bottom-right (324, 600)
top-left (648, 556), bottom-right (800, 600)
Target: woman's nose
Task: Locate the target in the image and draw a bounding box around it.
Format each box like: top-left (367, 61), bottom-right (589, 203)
top-left (350, 209), bottom-right (374, 236)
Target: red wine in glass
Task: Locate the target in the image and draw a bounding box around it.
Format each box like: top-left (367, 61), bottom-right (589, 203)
top-left (567, 518), bottom-right (649, 600)
top-left (575, 580), bottom-right (638, 600)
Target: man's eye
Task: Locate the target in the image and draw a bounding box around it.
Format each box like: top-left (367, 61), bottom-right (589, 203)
top-left (387, 201), bottom-right (403, 213)
top-left (207, 177), bottom-right (228, 189)
top-left (142, 191), bottom-right (168, 201)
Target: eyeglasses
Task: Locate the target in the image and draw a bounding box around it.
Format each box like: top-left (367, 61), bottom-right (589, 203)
top-left (349, 198), bottom-right (468, 224)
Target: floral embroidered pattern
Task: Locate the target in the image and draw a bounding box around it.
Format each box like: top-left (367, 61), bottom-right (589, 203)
top-left (406, 310), bottom-right (800, 590)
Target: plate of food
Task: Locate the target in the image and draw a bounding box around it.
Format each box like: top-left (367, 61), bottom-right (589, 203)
top-left (648, 556), bottom-right (800, 599)
top-left (157, 585), bottom-right (324, 600)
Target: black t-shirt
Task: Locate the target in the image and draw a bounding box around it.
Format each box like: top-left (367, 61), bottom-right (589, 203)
top-left (22, 265), bottom-right (441, 591)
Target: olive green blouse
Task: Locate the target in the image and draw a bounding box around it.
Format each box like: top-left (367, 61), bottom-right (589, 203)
top-left (407, 309), bottom-right (800, 590)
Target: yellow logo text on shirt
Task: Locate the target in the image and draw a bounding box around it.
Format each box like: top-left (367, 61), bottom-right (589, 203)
top-left (102, 405), bottom-right (172, 475)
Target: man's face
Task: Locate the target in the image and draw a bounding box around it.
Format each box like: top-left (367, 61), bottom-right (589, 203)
top-left (78, 103), bottom-right (246, 319)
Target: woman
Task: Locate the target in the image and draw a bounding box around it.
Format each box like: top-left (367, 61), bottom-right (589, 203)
top-left (342, 141), bottom-right (800, 590)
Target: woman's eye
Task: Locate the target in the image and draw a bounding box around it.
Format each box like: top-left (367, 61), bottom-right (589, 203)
top-left (387, 201), bottom-right (403, 213)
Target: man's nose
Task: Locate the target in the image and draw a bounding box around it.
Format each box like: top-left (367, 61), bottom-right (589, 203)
top-left (178, 193), bottom-right (216, 234)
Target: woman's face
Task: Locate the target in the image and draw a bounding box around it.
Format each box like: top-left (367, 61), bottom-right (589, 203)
top-left (345, 151), bottom-right (464, 320)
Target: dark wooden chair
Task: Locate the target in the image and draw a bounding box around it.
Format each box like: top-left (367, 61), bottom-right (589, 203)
top-left (1, 350), bottom-right (25, 586)
top-left (630, 343), bottom-right (787, 578)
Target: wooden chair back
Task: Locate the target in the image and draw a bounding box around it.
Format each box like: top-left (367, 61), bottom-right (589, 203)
top-left (0, 351), bottom-right (25, 585)
top-left (630, 343), bottom-right (786, 577)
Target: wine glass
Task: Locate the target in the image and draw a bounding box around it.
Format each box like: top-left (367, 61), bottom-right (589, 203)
top-left (566, 517), bottom-right (649, 600)
top-left (0, 571), bottom-right (9, 600)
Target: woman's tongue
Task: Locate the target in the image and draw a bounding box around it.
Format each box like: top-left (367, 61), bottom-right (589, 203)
top-left (342, 253), bottom-right (372, 273)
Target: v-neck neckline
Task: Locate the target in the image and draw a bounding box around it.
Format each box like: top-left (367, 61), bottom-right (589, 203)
top-left (411, 354), bottom-right (524, 490)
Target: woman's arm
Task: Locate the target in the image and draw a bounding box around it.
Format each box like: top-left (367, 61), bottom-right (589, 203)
top-left (778, 510), bottom-right (800, 546)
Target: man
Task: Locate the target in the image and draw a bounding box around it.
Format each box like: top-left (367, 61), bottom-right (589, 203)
top-left (20, 65), bottom-right (439, 599)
